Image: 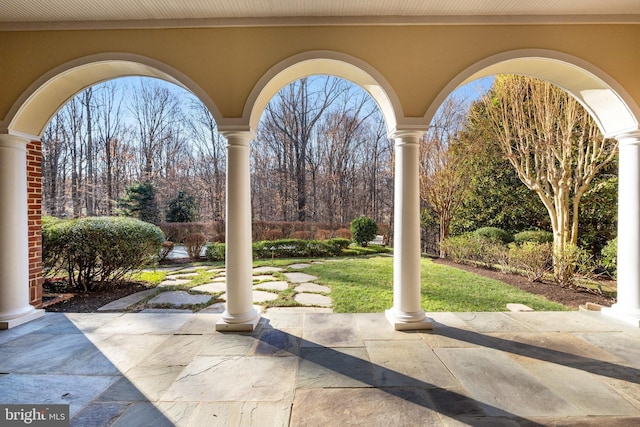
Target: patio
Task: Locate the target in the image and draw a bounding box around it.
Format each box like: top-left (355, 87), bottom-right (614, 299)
top-left (2, 309), bottom-right (640, 426)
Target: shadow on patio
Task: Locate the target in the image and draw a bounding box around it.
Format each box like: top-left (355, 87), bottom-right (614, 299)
top-left (1, 310), bottom-right (640, 426)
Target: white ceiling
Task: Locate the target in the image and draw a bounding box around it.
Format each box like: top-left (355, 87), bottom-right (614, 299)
top-left (2, 0), bottom-right (640, 30)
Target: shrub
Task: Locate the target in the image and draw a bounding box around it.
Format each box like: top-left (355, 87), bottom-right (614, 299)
top-left (601, 237), bottom-right (617, 277)
top-left (474, 227), bottom-right (513, 244)
top-left (440, 234), bottom-right (486, 263)
top-left (514, 230), bottom-right (554, 244)
top-left (184, 232), bottom-right (208, 258)
top-left (350, 216), bottom-right (378, 246)
top-left (42, 216), bottom-right (164, 292)
top-left (508, 242), bottom-right (552, 282)
top-left (553, 244), bottom-right (594, 286)
top-left (205, 242), bottom-right (226, 261)
top-left (440, 233), bottom-right (508, 268)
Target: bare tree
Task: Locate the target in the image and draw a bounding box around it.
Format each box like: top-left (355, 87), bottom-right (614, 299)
top-left (128, 79), bottom-right (183, 179)
top-left (188, 99), bottom-right (226, 221)
top-left (420, 96), bottom-right (472, 257)
top-left (94, 81), bottom-right (124, 214)
top-left (262, 76), bottom-right (345, 221)
top-left (41, 111), bottom-right (66, 216)
top-left (477, 75), bottom-right (618, 283)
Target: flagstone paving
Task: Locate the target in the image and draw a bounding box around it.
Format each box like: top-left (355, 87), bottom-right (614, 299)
top-left (3, 311), bottom-right (640, 426)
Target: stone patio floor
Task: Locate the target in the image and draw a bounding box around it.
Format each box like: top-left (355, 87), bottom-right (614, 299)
top-left (1, 310), bottom-right (640, 426)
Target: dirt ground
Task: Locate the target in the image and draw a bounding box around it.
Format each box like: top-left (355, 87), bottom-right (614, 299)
top-left (43, 258), bottom-right (616, 313)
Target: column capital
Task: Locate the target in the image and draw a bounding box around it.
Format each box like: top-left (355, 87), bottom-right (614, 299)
top-left (389, 126), bottom-right (426, 142)
top-left (614, 129), bottom-right (640, 146)
top-left (0, 133), bottom-right (31, 149)
top-left (218, 126), bottom-right (255, 146)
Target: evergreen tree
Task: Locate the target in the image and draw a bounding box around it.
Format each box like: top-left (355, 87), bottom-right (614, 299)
top-left (118, 181), bottom-right (160, 224)
top-left (166, 191), bottom-right (199, 222)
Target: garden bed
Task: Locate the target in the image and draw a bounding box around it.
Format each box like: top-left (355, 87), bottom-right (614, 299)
top-left (431, 257), bottom-right (615, 309)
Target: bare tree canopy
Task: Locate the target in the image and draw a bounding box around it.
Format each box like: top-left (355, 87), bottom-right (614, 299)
top-left (420, 95), bottom-right (473, 257)
top-left (42, 76), bottom-right (395, 230)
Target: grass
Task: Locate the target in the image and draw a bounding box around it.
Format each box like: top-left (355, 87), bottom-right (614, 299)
top-left (305, 256), bottom-right (569, 313)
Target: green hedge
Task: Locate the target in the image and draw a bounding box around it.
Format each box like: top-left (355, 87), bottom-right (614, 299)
top-left (514, 230), bottom-right (554, 244)
top-left (205, 238), bottom-right (354, 261)
top-left (474, 227), bottom-right (513, 244)
top-left (42, 216), bottom-right (165, 292)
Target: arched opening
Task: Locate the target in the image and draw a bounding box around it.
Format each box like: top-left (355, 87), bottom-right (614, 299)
top-left (242, 52), bottom-right (431, 330)
top-left (0, 54), bottom-right (222, 328)
top-left (422, 50), bottom-right (640, 326)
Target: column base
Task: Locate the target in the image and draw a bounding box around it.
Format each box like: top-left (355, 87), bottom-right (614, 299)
top-left (601, 305), bottom-right (640, 328)
top-left (0, 308), bottom-right (44, 330)
top-left (385, 309), bottom-right (433, 331)
top-left (216, 306), bottom-right (262, 332)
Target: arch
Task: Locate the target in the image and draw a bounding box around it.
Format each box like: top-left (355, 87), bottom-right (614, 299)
top-left (2, 52), bottom-right (223, 138)
top-left (242, 50), bottom-right (403, 134)
top-left (426, 49), bottom-right (640, 138)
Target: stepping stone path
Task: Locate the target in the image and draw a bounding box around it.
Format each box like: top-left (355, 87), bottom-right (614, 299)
top-left (221, 290), bottom-right (278, 303)
top-left (294, 283), bottom-right (330, 293)
top-left (98, 262), bottom-right (333, 312)
top-left (288, 263), bottom-right (312, 269)
top-left (191, 283), bottom-right (226, 293)
top-left (284, 272), bottom-right (318, 283)
top-left (294, 293), bottom-right (332, 307)
top-left (148, 291), bottom-right (211, 307)
top-left (97, 289), bottom-right (158, 311)
top-left (254, 281), bottom-right (289, 291)
top-left (158, 278), bottom-right (192, 287)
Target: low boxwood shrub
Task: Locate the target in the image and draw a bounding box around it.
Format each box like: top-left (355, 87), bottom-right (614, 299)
top-left (205, 242), bottom-right (226, 261)
top-left (474, 227), bottom-right (513, 244)
top-left (513, 230), bottom-right (554, 244)
top-left (42, 216), bottom-right (164, 292)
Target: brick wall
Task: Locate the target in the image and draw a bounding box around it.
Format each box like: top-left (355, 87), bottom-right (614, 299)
top-left (27, 140), bottom-right (43, 307)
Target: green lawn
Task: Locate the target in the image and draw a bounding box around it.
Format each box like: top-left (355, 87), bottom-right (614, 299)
top-left (305, 256), bottom-right (569, 313)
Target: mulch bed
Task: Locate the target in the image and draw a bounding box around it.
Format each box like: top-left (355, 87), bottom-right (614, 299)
top-left (431, 258), bottom-right (615, 309)
top-left (43, 258), bottom-right (616, 313)
top-left (44, 280), bottom-right (151, 313)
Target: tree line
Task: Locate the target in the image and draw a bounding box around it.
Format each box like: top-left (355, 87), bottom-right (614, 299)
top-left (41, 76), bottom-right (394, 228)
top-left (42, 74), bottom-right (617, 274)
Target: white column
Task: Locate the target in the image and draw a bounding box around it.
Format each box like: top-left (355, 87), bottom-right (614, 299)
top-left (386, 130), bottom-right (432, 330)
top-left (216, 130), bottom-right (260, 332)
top-left (0, 134), bottom-right (44, 329)
top-left (603, 130), bottom-right (640, 327)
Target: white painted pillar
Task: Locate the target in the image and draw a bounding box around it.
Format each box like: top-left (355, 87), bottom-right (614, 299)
top-left (216, 130), bottom-right (260, 331)
top-left (603, 131), bottom-right (640, 327)
top-left (386, 130), bottom-right (432, 330)
top-left (0, 134), bottom-right (44, 329)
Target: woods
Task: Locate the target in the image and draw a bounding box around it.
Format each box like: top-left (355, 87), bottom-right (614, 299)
top-left (42, 74), bottom-right (618, 276)
top-left (42, 76), bottom-right (393, 229)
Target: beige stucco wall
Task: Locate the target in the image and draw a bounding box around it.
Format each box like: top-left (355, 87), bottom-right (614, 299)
top-left (1, 24), bottom-right (639, 135)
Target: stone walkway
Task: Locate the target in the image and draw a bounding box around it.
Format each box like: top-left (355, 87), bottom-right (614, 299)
top-left (99, 262), bottom-right (333, 313)
top-left (1, 311), bottom-right (640, 426)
